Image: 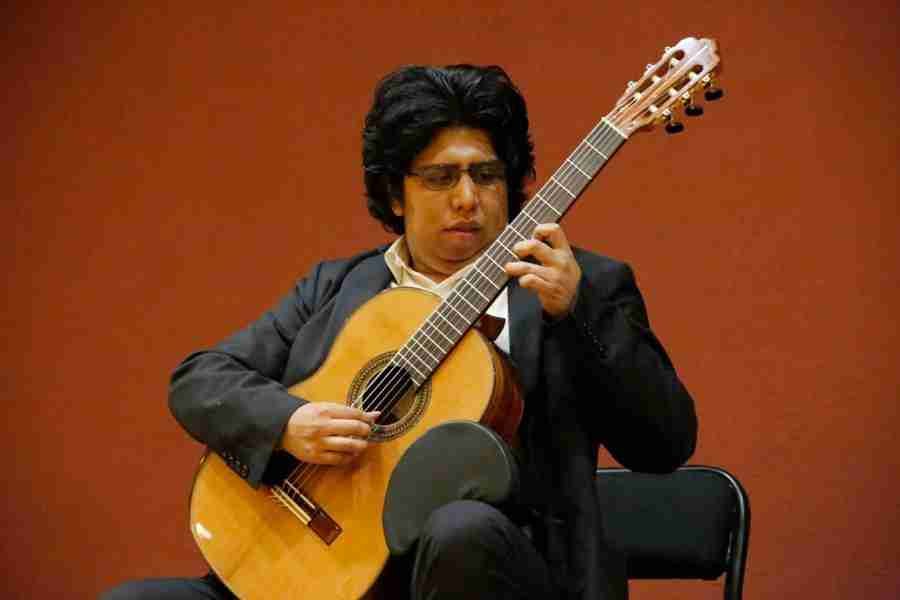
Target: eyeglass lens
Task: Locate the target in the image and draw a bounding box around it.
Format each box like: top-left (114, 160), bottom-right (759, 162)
top-left (412, 162), bottom-right (505, 190)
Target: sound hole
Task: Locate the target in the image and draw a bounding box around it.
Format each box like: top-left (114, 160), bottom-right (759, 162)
top-left (349, 352), bottom-right (430, 441)
top-left (363, 364), bottom-right (411, 424)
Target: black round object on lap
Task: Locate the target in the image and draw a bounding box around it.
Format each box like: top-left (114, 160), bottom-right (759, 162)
top-left (382, 420), bottom-right (520, 555)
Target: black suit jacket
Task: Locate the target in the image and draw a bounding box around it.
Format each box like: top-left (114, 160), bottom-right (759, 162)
top-left (170, 245), bottom-right (697, 600)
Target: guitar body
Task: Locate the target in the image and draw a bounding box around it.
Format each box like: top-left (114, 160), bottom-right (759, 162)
top-left (188, 287), bottom-right (522, 599)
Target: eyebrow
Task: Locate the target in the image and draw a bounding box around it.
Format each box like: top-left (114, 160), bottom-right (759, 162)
top-left (418, 159), bottom-right (504, 168)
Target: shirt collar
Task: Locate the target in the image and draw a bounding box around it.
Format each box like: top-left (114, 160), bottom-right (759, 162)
top-left (384, 236), bottom-right (475, 299)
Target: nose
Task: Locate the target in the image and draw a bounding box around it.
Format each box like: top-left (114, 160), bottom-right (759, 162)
top-left (450, 171), bottom-right (479, 213)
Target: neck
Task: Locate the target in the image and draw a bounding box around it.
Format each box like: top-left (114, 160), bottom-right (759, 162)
top-left (401, 238), bottom-right (461, 283)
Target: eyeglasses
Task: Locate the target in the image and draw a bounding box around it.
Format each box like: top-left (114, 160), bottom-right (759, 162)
top-left (406, 161), bottom-right (506, 191)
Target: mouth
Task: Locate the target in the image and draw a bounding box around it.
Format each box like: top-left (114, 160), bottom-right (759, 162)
top-left (445, 222), bottom-right (481, 233)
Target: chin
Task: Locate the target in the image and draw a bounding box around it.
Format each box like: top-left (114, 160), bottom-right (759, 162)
top-left (436, 249), bottom-right (477, 268)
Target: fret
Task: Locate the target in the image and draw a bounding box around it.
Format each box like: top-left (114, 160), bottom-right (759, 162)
top-left (536, 192), bottom-right (562, 216)
top-left (601, 117), bottom-right (627, 140)
top-left (410, 331), bottom-right (441, 364)
top-left (481, 252), bottom-right (505, 271)
top-left (402, 346), bottom-right (432, 374)
top-left (462, 279), bottom-right (490, 302)
top-left (407, 346), bottom-right (438, 374)
top-left (433, 311), bottom-right (463, 337)
top-left (493, 236), bottom-right (518, 257)
top-left (393, 350), bottom-right (426, 382)
top-left (507, 226), bottom-right (528, 241)
top-left (565, 157), bottom-right (590, 179)
top-left (473, 263), bottom-right (502, 289)
top-left (454, 289), bottom-right (480, 312)
top-left (583, 138), bottom-right (609, 160)
top-left (549, 175), bottom-right (576, 198)
top-left (425, 317), bottom-right (456, 345)
top-left (441, 300), bottom-right (471, 327)
top-left (520, 210), bottom-right (540, 226)
top-left (417, 326), bottom-right (444, 352)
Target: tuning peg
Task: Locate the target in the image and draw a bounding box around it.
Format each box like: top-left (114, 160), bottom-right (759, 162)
top-left (665, 120), bottom-right (685, 134)
top-left (701, 75), bottom-right (724, 101)
top-left (684, 100), bottom-right (704, 117)
top-left (704, 86), bottom-right (724, 101)
top-left (662, 110), bottom-right (684, 134)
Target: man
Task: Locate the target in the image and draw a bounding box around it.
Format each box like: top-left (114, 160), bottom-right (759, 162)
top-left (103, 64), bottom-right (696, 600)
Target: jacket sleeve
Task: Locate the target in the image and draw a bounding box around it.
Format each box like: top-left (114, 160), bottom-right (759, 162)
top-left (169, 262), bottom-right (335, 487)
top-left (546, 255), bottom-right (697, 473)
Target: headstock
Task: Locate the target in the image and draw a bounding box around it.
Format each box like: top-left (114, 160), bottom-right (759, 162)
top-left (605, 37), bottom-right (722, 136)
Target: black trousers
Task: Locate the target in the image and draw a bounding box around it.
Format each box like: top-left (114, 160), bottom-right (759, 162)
top-left (101, 500), bottom-right (559, 600)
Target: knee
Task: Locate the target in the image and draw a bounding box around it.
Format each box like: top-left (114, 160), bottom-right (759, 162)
top-left (420, 499), bottom-right (509, 558)
top-left (413, 501), bottom-right (525, 599)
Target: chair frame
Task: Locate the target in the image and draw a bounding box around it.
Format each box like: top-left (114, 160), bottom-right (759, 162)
top-left (595, 465), bottom-right (750, 600)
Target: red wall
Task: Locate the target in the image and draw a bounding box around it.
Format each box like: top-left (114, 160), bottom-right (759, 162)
top-left (5, 2), bottom-right (899, 598)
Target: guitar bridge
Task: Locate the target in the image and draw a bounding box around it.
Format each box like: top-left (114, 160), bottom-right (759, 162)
top-left (271, 483), bottom-right (342, 545)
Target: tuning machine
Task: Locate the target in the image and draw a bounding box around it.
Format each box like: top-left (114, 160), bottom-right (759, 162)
top-left (661, 109), bottom-right (684, 134)
top-left (701, 75), bottom-right (725, 101)
top-left (682, 93), bottom-right (704, 117)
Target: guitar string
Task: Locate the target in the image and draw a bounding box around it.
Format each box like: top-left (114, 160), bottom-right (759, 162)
top-left (281, 123), bottom-right (621, 494)
top-left (339, 120), bottom-right (621, 422)
top-left (281, 123), bottom-right (620, 494)
top-left (279, 122), bottom-right (622, 496)
top-left (302, 122), bottom-right (618, 441)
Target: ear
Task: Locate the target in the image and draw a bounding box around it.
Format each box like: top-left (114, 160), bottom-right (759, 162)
top-left (388, 176), bottom-right (405, 217)
top-left (391, 197), bottom-right (404, 217)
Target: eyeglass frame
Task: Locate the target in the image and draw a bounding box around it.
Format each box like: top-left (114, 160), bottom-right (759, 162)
top-left (405, 160), bottom-right (507, 191)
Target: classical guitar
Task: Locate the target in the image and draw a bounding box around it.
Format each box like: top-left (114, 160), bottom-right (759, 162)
top-left (188, 37), bottom-right (722, 599)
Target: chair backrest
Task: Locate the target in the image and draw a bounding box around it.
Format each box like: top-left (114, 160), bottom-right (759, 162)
top-left (595, 465), bottom-right (750, 600)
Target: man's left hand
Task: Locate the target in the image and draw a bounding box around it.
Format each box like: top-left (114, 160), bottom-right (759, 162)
top-left (504, 223), bottom-right (582, 319)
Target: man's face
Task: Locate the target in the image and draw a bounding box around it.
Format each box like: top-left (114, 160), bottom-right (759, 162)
top-left (392, 126), bottom-right (509, 282)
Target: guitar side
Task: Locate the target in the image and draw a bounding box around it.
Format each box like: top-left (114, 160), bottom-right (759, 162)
top-left (188, 287), bottom-right (516, 599)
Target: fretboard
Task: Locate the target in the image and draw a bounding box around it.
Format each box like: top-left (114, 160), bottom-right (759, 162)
top-left (392, 118), bottom-right (628, 386)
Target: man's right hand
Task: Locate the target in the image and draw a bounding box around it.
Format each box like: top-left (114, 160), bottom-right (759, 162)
top-left (281, 402), bottom-right (380, 465)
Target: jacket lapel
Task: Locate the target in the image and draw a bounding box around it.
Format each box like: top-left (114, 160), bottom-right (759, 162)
top-left (283, 253), bottom-right (393, 386)
top-left (508, 279), bottom-right (543, 399)
top-left (325, 253), bottom-right (394, 346)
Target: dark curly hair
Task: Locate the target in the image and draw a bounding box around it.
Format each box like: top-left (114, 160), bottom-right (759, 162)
top-left (363, 64), bottom-right (535, 234)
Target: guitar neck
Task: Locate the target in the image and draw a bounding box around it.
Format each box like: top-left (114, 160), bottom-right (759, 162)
top-left (392, 118), bottom-right (629, 387)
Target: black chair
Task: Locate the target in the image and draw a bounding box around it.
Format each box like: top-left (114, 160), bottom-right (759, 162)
top-left (595, 465), bottom-right (750, 600)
